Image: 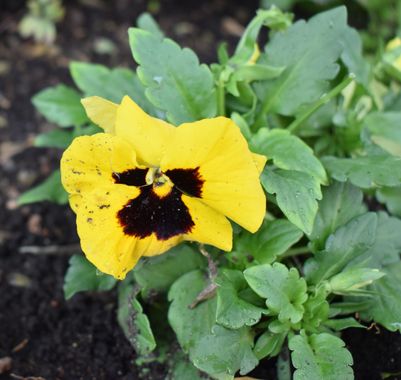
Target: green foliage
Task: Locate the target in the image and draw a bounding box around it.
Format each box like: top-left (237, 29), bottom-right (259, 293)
top-left (254, 7), bottom-right (346, 117)
top-left (322, 155), bottom-right (401, 188)
top-left (19, 0), bottom-right (64, 44)
top-left (309, 181), bottom-right (366, 251)
top-left (215, 269), bottom-right (265, 329)
top-left (18, 170), bottom-right (68, 205)
top-left (362, 262), bottom-right (401, 332)
top-left (261, 167), bottom-right (322, 234)
top-left (129, 28), bottom-right (217, 125)
top-left (289, 332), bottom-right (354, 380)
top-left (133, 244), bottom-right (205, 296)
top-left (235, 219), bottom-right (303, 264)
top-left (244, 263), bottom-right (308, 323)
top-left (32, 85), bottom-right (88, 127)
top-left (63, 254), bottom-right (117, 299)
top-left (305, 213), bottom-right (378, 284)
top-left (117, 281), bottom-right (156, 355)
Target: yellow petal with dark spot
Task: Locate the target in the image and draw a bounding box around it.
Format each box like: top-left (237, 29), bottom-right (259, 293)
top-left (61, 133), bottom-right (138, 196)
top-left (161, 117), bottom-right (266, 233)
top-left (115, 96), bottom-right (175, 167)
top-left (81, 96), bottom-right (118, 134)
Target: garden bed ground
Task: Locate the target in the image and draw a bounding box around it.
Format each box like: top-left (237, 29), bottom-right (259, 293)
top-left (0, 0), bottom-right (401, 379)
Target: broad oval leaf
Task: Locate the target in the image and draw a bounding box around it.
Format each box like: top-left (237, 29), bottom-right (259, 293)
top-left (254, 7), bottom-right (347, 116)
top-left (322, 155), bottom-right (401, 188)
top-left (261, 167), bottom-right (322, 235)
top-left (129, 28), bottom-right (216, 125)
top-left (32, 85), bottom-right (88, 127)
top-left (63, 254), bottom-right (117, 299)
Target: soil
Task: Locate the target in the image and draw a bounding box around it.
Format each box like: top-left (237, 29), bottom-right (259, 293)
top-left (0, 0), bottom-right (400, 379)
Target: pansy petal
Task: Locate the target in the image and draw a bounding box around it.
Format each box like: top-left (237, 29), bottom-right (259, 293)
top-left (76, 186), bottom-right (141, 279)
top-left (115, 96), bottom-right (175, 167)
top-left (81, 96), bottom-right (118, 134)
top-left (61, 133), bottom-right (138, 196)
top-left (182, 195), bottom-right (232, 251)
top-left (253, 153), bottom-right (267, 174)
top-left (161, 117), bottom-right (266, 232)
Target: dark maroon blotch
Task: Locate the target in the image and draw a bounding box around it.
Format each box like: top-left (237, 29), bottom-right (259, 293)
top-left (112, 168), bottom-right (148, 187)
top-left (164, 167), bottom-right (204, 198)
top-left (117, 187), bottom-right (194, 240)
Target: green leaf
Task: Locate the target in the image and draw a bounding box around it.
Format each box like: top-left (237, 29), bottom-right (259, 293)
top-left (34, 129), bottom-right (74, 149)
top-left (323, 317), bottom-right (364, 331)
top-left (289, 332), bottom-right (353, 380)
top-left (302, 286), bottom-right (329, 332)
top-left (253, 129), bottom-right (327, 184)
top-left (168, 270), bottom-right (257, 378)
top-left (18, 170), bottom-right (68, 205)
top-left (215, 270), bottom-right (265, 329)
top-left (363, 112), bottom-right (401, 157)
top-left (63, 254), bottom-right (117, 299)
top-left (261, 167), bottom-right (322, 235)
top-left (168, 270), bottom-right (217, 352)
top-left (377, 186), bottom-right (401, 217)
top-left (231, 8), bottom-right (292, 65)
top-left (364, 262), bottom-right (401, 332)
top-left (340, 26), bottom-right (370, 86)
top-left (254, 7), bottom-right (346, 116)
top-left (190, 325), bottom-right (258, 377)
top-left (70, 63), bottom-right (154, 114)
top-left (322, 155), bottom-right (401, 188)
top-left (309, 181), bottom-right (366, 252)
top-left (32, 85), bottom-right (88, 127)
top-left (361, 212), bottom-right (401, 268)
top-left (134, 244), bottom-right (205, 296)
top-left (244, 263), bottom-right (307, 323)
top-left (136, 12), bottom-right (164, 39)
top-left (328, 268), bottom-right (385, 294)
top-left (129, 28), bottom-right (216, 125)
top-left (168, 353), bottom-right (204, 380)
top-left (236, 219), bottom-right (303, 264)
top-left (254, 330), bottom-right (287, 360)
top-left (305, 213), bottom-right (378, 284)
top-left (117, 282), bottom-right (156, 355)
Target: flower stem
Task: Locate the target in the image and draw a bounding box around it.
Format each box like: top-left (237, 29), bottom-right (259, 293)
top-left (281, 245), bottom-right (310, 258)
top-left (287, 74), bottom-right (355, 134)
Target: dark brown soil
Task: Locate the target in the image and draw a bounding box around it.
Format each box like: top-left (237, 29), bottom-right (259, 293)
top-left (0, 0), bottom-right (401, 379)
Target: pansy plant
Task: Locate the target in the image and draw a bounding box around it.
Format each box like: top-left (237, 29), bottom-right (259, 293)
top-left (24, 5), bottom-right (401, 380)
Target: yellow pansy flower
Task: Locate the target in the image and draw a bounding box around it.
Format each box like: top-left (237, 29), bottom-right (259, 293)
top-left (61, 96), bottom-right (266, 279)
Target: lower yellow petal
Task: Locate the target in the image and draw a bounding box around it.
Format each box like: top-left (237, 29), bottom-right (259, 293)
top-left (61, 133), bottom-right (138, 196)
top-left (76, 186), bottom-right (141, 279)
top-left (181, 195), bottom-right (233, 251)
top-left (81, 96), bottom-right (118, 134)
top-left (115, 96), bottom-right (175, 167)
top-left (161, 117), bottom-right (266, 233)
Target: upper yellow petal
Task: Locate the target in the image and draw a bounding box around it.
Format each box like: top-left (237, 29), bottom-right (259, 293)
top-left (161, 117), bottom-right (266, 232)
top-left (81, 96), bottom-right (118, 134)
top-left (61, 133), bottom-right (138, 197)
top-left (182, 195), bottom-right (233, 251)
top-left (115, 96), bottom-right (175, 167)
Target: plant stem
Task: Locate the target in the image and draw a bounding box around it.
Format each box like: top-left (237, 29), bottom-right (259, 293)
top-left (217, 76), bottom-right (226, 116)
top-left (287, 74), bottom-right (355, 134)
top-left (281, 245), bottom-right (310, 258)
